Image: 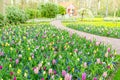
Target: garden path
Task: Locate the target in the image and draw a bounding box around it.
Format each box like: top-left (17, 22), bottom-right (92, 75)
top-left (51, 20), bottom-right (120, 54)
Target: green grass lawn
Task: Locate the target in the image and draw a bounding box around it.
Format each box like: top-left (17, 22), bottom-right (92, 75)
top-left (63, 21), bottom-right (120, 38)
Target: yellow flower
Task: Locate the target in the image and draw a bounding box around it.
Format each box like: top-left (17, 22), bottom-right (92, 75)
top-left (28, 48), bottom-right (30, 50)
top-left (17, 69), bottom-right (21, 74)
top-left (41, 61), bottom-right (43, 64)
top-left (29, 57), bottom-right (32, 61)
top-left (77, 58), bottom-right (79, 61)
top-left (9, 64), bottom-right (12, 68)
top-left (6, 32), bottom-right (8, 35)
top-left (24, 73), bottom-right (27, 77)
top-left (94, 50), bottom-right (96, 54)
top-left (2, 43), bottom-right (4, 47)
top-left (96, 48), bottom-right (98, 51)
top-left (23, 36), bottom-right (26, 40)
top-left (72, 68), bottom-right (74, 72)
top-left (70, 53), bottom-right (72, 55)
top-left (5, 42), bottom-right (10, 47)
top-left (43, 71), bottom-right (46, 75)
top-left (90, 44), bottom-right (92, 47)
top-left (110, 64), bottom-right (113, 69)
top-left (114, 51), bottom-right (117, 55)
top-left (10, 47), bottom-right (13, 51)
top-left (60, 78), bottom-right (62, 80)
top-left (52, 47), bottom-right (55, 51)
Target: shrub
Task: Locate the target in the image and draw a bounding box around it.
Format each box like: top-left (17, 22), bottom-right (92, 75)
top-left (25, 8), bottom-right (41, 19)
top-left (117, 9), bottom-right (120, 17)
top-left (0, 13), bottom-right (4, 27)
top-left (39, 3), bottom-right (58, 18)
top-left (6, 6), bottom-right (28, 24)
top-left (58, 5), bottom-right (66, 15)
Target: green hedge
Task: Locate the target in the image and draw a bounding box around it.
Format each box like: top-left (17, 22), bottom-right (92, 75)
top-left (6, 6), bottom-right (28, 24)
top-left (0, 13), bottom-right (4, 27)
top-left (58, 5), bottom-right (66, 15)
top-left (39, 3), bottom-right (58, 18)
top-left (25, 8), bottom-right (41, 19)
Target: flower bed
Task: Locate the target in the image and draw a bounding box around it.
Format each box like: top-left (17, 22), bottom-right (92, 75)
top-left (66, 24), bottom-right (120, 38)
top-left (0, 24), bottom-right (118, 80)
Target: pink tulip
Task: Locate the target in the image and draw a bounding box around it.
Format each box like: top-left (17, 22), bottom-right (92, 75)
top-left (34, 67), bottom-right (39, 74)
top-left (64, 73), bottom-right (72, 80)
top-left (52, 59), bottom-right (56, 65)
top-left (67, 66), bottom-right (70, 71)
top-left (103, 72), bottom-right (107, 78)
top-left (0, 52), bottom-right (4, 56)
top-left (74, 49), bottom-right (78, 53)
top-left (49, 69), bottom-right (53, 74)
top-left (43, 66), bottom-right (46, 71)
top-left (0, 66), bottom-right (3, 69)
top-left (105, 52), bottom-right (108, 57)
top-left (41, 78), bottom-right (44, 80)
top-left (96, 42), bottom-right (100, 46)
top-left (10, 58), bottom-right (12, 62)
top-left (84, 62), bottom-right (87, 68)
top-left (15, 59), bottom-right (19, 64)
top-left (97, 58), bottom-right (100, 64)
top-left (82, 73), bottom-right (86, 80)
top-left (10, 71), bottom-right (14, 76)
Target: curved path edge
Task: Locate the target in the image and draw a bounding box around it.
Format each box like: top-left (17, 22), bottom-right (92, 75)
top-left (51, 20), bottom-right (120, 54)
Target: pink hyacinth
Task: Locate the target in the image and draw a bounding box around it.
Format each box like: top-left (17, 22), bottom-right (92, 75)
top-left (15, 59), bottom-right (19, 64)
top-left (62, 70), bottom-right (67, 77)
top-left (82, 73), bottom-right (86, 80)
top-left (64, 73), bottom-right (72, 80)
top-left (93, 77), bottom-right (97, 80)
top-left (54, 70), bottom-right (57, 75)
top-left (0, 65), bottom-right (3, 69)
top-left (13, 76), bottom-right (17, 80)
top-left (107, 47), bottom-right (111, 53)
top-left (41, 78), bottom-right (44, 80)
top-left (49, 68), bottom-right (53, 74)
top-left (52, 59), bottom-right (56, 65)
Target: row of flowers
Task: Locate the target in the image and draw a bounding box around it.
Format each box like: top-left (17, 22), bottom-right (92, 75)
top-left (66, 24), bottom-right (120, 38)
top-left (0, 24), bottom-right (118, 80)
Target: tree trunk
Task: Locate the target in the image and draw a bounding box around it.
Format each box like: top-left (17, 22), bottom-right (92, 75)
top-left (105, 0), bottom-right (108, 17)
top-left (98, 0), bottom-right (100, 10)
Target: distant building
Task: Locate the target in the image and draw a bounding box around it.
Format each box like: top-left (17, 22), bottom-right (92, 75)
top-left (59, 2), bottom-right (77, 16)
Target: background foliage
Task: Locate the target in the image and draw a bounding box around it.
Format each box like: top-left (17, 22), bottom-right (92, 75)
top-left (6, 6), bottom-right (28, 24)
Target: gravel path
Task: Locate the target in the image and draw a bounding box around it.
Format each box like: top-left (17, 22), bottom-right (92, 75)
top-left (51, 20), bottom-right (120, 54)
